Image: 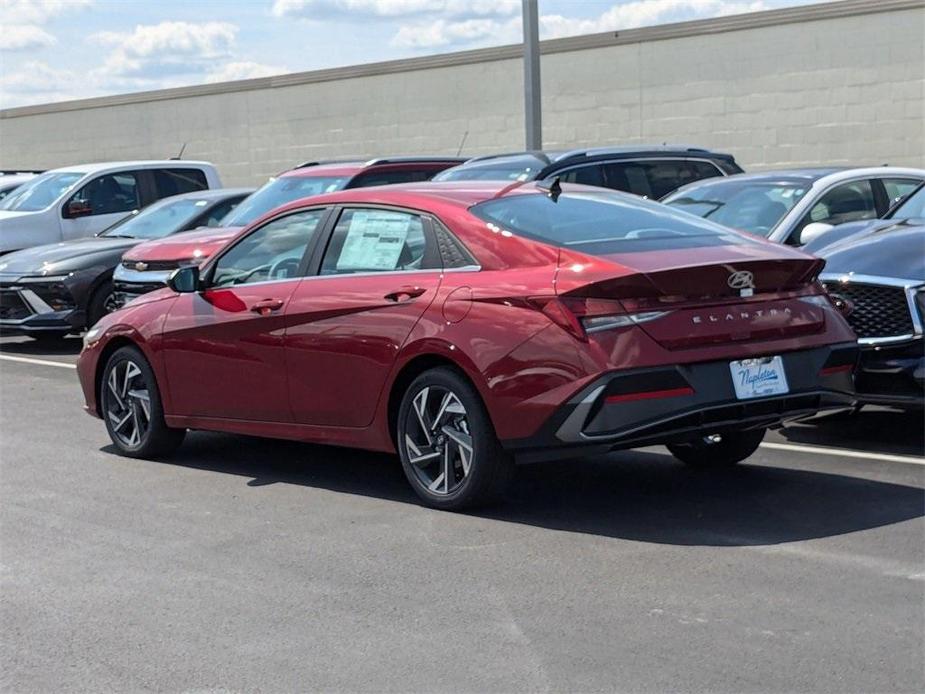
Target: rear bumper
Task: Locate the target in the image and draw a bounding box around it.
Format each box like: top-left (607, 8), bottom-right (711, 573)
top-left (855, 339), bottom-right (924, 409)
top-left (504, 342), bottom-right (858, 463)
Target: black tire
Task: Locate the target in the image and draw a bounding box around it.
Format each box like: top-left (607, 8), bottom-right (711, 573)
top-left (667, 428), bottom-right (766, 468)
top-left (87, 281), bottom-right (116, 328)
top-left (397, 367), bottom-right (514, 510)
top-left (100, 346), bottom-right (185, 458)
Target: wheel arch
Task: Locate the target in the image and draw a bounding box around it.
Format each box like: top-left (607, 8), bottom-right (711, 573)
top-left (93, 334), bottom-right (147, 416)
top-left (384, 349), bottom-right (487, 449)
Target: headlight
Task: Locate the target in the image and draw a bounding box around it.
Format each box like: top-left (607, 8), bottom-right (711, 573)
top-left (83, 325), bottom-right (103, 348)
top-left (18, 275), bottom-right (76, 311)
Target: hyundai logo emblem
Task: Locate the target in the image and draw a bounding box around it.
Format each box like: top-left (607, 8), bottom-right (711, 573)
top-left (727, 270), bottom-right (755, 290)
top-left (134, 262), bottom-right (149, 272)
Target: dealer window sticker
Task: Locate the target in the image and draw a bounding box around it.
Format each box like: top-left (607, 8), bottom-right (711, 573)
top-left (336, 210), bottom-right (413, 271)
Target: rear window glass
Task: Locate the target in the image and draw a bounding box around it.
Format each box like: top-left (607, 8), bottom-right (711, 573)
top-left (348, 169), bottom-right (436, 188)
top-left (154, 168), bottom-right (208, 197)
top-left (434, 161), bottom-right (543, 182)
top-left (470, 190), bottom-right (754, 254)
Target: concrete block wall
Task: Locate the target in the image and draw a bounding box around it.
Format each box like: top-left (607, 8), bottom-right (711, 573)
top-left (1, 0), bottom-right (922, 186)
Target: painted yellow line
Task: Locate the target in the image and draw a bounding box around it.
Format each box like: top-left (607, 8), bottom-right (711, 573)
top-left (761, 441), bottom-right (925, 466)
top-left (0, 354), bottom-right (77, 370)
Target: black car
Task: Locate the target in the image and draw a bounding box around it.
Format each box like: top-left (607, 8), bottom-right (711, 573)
top-left (433, 145), bottom-right (742, 198)
top-left (0, 187), bottom-right (252, 340)
top-left (819, 225), bottom-right (924, 409)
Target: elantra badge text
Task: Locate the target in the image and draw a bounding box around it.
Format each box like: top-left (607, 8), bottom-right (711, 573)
top-left (692, 307), bottom-right (792, 324)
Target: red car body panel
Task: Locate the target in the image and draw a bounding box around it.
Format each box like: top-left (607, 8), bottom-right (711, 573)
top-left (79, 181), bottom-right (858, 461)
top-left (124, 227), bottom-right (241, 264)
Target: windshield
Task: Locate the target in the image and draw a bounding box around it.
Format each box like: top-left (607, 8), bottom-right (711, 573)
top-left (434, 162), bottom-right (540, 182)
top-left (100, 197), bottom-right (213, 240)
top-left (0, 172), bottom-right (83, 212)
top-left (221, 176), bottom-right (348, 226)
top-left (889, 185), bottom-right (925, 219)
top-left (663, 180), bottom-right (809, 236)
top-left (471, 190), bottom-right (752, 254)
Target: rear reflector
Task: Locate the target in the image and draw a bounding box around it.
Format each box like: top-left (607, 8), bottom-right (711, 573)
top-left (819, 364), bottom-right (853, 376)
top-left (605, 386), bottom-right (695, 404)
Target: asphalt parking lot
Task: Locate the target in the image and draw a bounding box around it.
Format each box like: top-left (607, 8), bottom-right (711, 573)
top-left (1, 335), bottom-right (923, 693)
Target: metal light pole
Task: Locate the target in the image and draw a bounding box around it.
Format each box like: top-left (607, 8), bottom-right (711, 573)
top-left (522, 0), bottom-right (542, 150)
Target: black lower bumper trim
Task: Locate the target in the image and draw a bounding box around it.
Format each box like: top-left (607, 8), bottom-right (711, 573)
top-left (504, 342), bottom-right (858, 463)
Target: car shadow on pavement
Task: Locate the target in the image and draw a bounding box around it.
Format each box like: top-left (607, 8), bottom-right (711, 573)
top-left (777, 408), bottom-right (924, 458)
top-left (105, 430), bottom-right (925, 547)
top-left (0, 336), bottom-right (83, 355)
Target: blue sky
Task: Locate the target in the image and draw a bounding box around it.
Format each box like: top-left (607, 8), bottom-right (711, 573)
top-left (1, 0), bottom-right (823, 109)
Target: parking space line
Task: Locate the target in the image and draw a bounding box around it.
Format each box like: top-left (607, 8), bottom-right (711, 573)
top-left (0, 354), bottom-right (77, 370)
top-left (760, 442), bottom-right (925, 466)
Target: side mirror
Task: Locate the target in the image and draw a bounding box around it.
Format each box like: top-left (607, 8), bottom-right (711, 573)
top-left (799, 222), bottom-right (835, 245)
top-left (65, 200), bottom-right (93, 218)
top-left (167, 265), bottom-right (200, 293)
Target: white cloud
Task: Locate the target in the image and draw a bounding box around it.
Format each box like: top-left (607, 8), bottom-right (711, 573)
top-left (391, 0), bottom-right (773, 50)
top-left (0, 0), bottom-right (92, 52)
top-left (0, 60), bottom-right (93, 108)
top-left (205, 61), bottom-right (286, 83)
top-left (0, 24), bottom-right (55, 51)
top-left (271, 0), bottom-right (519, 20)
top-left (0, 0), bottom-right (93, 24)
top-left (91, 21), bottom-right (238, 78)
top-left (541, 0), bottom-right (768, 38)
top-left (392, 17), bottom-right (519, 48)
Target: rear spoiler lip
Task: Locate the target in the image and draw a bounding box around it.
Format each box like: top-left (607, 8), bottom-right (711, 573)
top-left (553, 247), bottom-right (825, 299)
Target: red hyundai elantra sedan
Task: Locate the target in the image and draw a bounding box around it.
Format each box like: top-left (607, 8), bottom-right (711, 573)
top-left (78, 181), bottom-right (857, 509)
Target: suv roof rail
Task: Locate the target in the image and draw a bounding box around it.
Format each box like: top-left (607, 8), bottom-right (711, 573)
top-left (294, 159), bottom-right (364, 169)
top-left (553, 144), bottom-right (718, 163)
top-left (0, 169), bottom-right (43, 175)
top-left (362, 156), bottom-right (468, 166)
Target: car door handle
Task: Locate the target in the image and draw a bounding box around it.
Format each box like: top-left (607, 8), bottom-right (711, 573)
top-left (250, 298), bottom-right (285, 315)
top-left (384, 287), bottom-right (427, 303)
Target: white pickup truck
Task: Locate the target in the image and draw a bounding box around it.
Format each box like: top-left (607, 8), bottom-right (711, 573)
top-left (0, 160), bottom-right (222, 254)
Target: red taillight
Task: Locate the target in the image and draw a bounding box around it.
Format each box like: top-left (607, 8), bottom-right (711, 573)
top-left (531, 298), bottom-right (589, 341)
top-left (531, 297), bottom-right (628, 341)
top-left (531, 296), bottom-right (670, 340)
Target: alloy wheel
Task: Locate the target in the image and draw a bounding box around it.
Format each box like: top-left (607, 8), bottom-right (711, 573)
top-left (105, 359), bottom-right (151, 448)
top-left (403, 385), bottom-right (473, 496)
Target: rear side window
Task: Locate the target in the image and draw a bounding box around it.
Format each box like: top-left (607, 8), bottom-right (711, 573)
top-left (154, 168), bottom-right (208, 198)
top-left (348, 169), bottom-right (436, 188)
top-left (599, 160), bottom-right (723, 199)
top-left (471, 191), bottom-right (754, 254)
top-left (320, 209), bottom-right (439, 275)
top-left (882, 178), bottom-right (921, 207)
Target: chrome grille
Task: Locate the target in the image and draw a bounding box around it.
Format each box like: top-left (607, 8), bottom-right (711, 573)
top-left (121, 260), bottom-right (179, 271)
top-left (822, 281), bottom-right (914, 340)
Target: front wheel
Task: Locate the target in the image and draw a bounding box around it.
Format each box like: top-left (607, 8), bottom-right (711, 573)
top-left (397, 367), bottom-right (513, 510)
top-left (667, 428), bottom-right (766, 468)
top-left (101, 346), bottom-right (185, 458)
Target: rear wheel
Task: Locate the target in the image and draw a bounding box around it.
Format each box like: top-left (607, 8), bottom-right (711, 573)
top-left (101, 346), bottom-right (185, 458)
top-left (667, 429), bottom-right (766, 468)
top-left (397, 367), bottom-right (513, 510)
